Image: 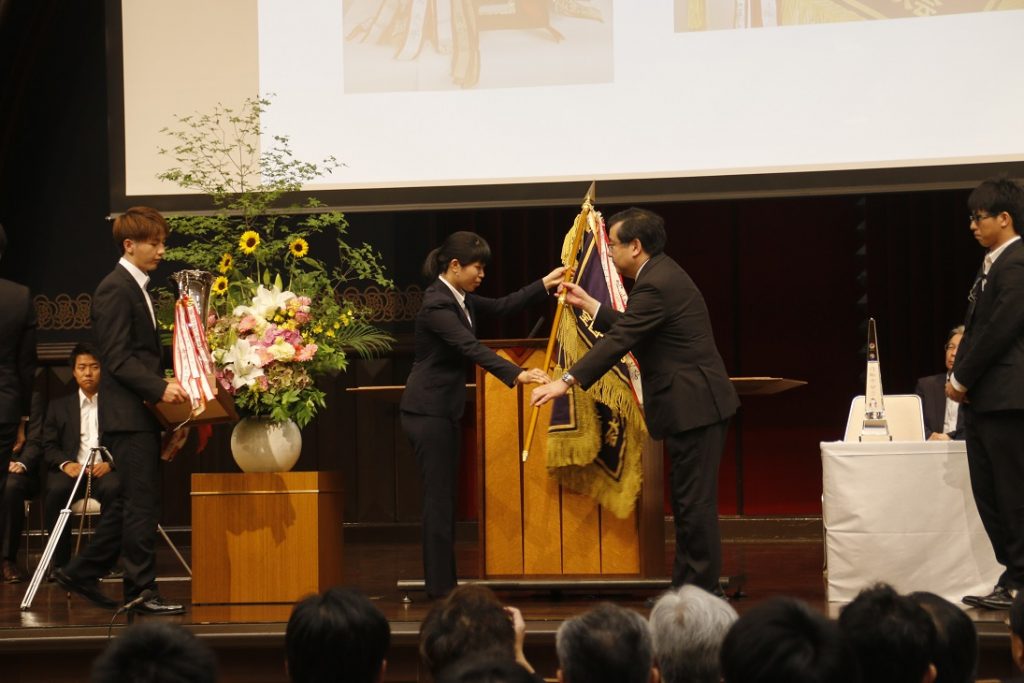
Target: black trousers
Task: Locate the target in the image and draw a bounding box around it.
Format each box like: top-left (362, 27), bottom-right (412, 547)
top-left (401, 411), bottom-right (459, 599)
top-left (665, 418), bottom-right (730, 592)
top-left (0, 422), bottom-right (16, 496)
top-left (64, 431), bottom-right (161, 600)
top-left (44, 468), bottom-right (122, 570)
top-left (1, 470), bottom-right (38, 562)
top-left (965, 408), bottom-right (1024, 590)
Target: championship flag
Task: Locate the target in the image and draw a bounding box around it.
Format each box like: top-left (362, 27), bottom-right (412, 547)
top-left (546, 209), bottom-right (647, 519)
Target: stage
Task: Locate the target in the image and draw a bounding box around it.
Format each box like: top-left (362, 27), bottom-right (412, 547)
top-left (0, 529), bottom-right (1016, 682)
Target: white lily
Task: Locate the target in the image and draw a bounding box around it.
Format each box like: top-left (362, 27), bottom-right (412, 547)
top-left (249, 284), bottom-right (296, 319)
top-left (221, 338), bottom-right (265, 390)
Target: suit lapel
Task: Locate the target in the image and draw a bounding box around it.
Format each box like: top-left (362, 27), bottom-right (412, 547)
top-left (116, 264), bottom-right (161, 349)
top-left (67, 393), bottom-right (82, 458)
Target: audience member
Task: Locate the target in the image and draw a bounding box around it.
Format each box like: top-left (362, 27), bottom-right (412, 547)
top-left (420, 585), bottom-right (533, 680)
top-left (649, 585), bottom-right (737, 683)
top-left (91, 621), bottom-right (217, 683)
top-left (556, 603), bottom-right (656, 683)
top-left (838, 584), bottom-right (936, 683)
top-left (908, 592), bottom-right (977, 683)
top-left (1005, 590), bottom-right (1024, 683)
top-left (437, 654), bottom-right (541, 683)
top-left (915, 326), bottom-right (965, 440)
top-left (720, 596), bottom-right (858, 683)
top-left (286, 586), bottom-right (390, 683)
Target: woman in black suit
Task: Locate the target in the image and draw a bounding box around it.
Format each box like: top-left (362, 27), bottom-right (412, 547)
top-left (401, 231), bottom-right (564, 598)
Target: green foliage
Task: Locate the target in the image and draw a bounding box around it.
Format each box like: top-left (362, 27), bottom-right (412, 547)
top-left (157, 96), bottom-right (394, 427)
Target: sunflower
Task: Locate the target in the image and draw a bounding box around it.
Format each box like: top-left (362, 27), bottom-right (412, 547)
top-left (289, 237), bottom-right (309, 259)
top-left (239, 230), bottom-right (260, 254)
top-left (217, 252), bottom-right (233, 274)
top-left (212, 276), bottom-right (229, 296)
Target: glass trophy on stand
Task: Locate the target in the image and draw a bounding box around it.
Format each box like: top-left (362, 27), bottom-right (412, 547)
top-left (860, 318), bottom-right (892, 442)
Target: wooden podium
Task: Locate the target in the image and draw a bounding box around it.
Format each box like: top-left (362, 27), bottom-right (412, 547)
top-left (477, 341), bottom-right (664, 579)
top-left (191, 471), bottom-right (344, 604)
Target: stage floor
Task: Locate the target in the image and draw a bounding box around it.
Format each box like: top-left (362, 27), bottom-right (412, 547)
top-left (0, 537), bottom-right (1017, 682)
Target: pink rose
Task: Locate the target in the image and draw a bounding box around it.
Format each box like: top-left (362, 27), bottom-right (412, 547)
top-left (295, 343), bottom-right (318, 362)
top-left (238, 315), bottom-right (258, 334)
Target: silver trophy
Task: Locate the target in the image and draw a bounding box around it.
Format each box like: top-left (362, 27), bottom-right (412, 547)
top-left (170, 269), bottom-right (214, 321)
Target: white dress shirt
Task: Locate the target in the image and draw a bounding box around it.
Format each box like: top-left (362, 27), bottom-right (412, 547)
top-left (119, 256), bottom-right (156, 328)
top-left (438, 276), bottom-right (472, 326)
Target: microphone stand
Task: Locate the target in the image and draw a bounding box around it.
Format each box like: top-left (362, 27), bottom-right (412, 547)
top-left (20, 447), bottom-right (111, 611)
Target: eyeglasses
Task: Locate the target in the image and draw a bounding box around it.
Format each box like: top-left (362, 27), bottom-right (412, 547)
top-left (969, 212), bottom-right (997, 224)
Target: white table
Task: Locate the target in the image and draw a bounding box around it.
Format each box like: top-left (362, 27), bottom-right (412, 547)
top-left (821, 440), bottom-right (1002, 603)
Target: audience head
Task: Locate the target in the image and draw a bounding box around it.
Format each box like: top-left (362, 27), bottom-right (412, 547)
top-left (436, 654), bottom-right (538, 683)
top-left (419, 585), bottom-right (516, 679)
top-left (968, 176), bottom-right (1023, 238)
top-left (91, 622), bottom-right (217, 683)
top-left (720, 596), bottom-right (858, 683)
top-left (285, 586), bottom-right (390, 683)
top-left (944, 326), bottom-right (964, 372)
top-left (649, 585), bottom-right (737, 683)
top-left (907, 592), bottom-right (976, 683)
top-left (1009, 590), bottom-right (1024, 673)
top-left (607, 208), bottom-right (667, 257)
top-left (838, 584), bottom-right (936, 683)
top-left (113, 206), bottom-right (170, 255)
top-left (423, 231), bottom-right (492, 280)
top-left (556, 603), bottom-right (655, 683)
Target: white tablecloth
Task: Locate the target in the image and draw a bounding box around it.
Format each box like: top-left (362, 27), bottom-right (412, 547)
top-left (821, 441), bottom-right (1002, 603)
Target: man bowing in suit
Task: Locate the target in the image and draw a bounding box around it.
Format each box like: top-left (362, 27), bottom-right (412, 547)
top-left (54, 207), bottom-right (188, 614)
top-left (532, 207), bottom-right (740, 594)
top-left (947, 177), bottom-right (1024, 610)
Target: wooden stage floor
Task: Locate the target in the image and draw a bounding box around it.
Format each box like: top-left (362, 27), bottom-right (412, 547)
top-left (0, 537), bottom-right (1017, 682)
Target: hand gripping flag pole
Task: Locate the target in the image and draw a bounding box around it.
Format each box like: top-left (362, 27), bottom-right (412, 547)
top-left (521, 182), bottom-right (595, 463)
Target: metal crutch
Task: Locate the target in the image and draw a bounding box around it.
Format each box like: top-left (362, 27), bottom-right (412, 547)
top-left (20, 446), bottom-right (108, 610)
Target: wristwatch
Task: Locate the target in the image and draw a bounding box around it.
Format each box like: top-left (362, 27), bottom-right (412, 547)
top-left (561, 372), bottom-right (576, 387)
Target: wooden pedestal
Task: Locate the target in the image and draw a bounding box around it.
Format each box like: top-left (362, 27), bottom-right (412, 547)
top-left (191, 471), bottom-right (344, 604)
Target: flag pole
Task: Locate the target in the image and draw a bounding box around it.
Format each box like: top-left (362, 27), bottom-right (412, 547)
top-left (521, 182), bottom-right (596, 462)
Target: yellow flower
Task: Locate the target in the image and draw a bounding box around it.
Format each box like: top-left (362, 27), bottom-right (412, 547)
top-left (212, 276), bottom-right (229, 296)
top-left (239, 231), bottom-right (260, 254)
top-left (313, 325), bottom-right (323, 334)
top-left (289, 237), bottom-right (309, 258)
top-left (333, 321), bottom-right (340, 330)
top-left (217, 253), bottom-right (233, 274)
top-left (326, 329), bottom-right (335, 338)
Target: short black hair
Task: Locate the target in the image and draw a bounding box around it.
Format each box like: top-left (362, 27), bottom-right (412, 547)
top-left (968, 176), bottom-right (1024, 234)
top-left (556, 603), bottom-right (653, 683)
top-left (908, 592), bottom-right (977, 683)
top-left (419, 585), bottom-right (516, 678)
top-left (606, 208), bottom-right (667, 256)
top-left (91, 622), bottom-right (217, 683)
top-left (838, 584), bottom-right (935, 683)
top-left (436, 654), bottom-right (538, 683)
top-left (70, 342), bottom-right (101, 368)
top-left (721, 597), bottom-right (858, 683)
top-left (286, 587), bottom-right (390, 683)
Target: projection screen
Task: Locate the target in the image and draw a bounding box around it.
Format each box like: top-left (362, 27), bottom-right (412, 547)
top-left (108, 0), bottom-right (1024, 211)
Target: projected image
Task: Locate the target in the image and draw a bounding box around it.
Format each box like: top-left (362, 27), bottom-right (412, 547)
top-left (674, 0), bottom-right (1021, 30)
top-left (343, 0), bottom-right (613, 91)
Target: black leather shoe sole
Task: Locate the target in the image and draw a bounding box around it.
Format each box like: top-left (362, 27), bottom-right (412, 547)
top-left (131, 599), bottom-right (185, 616)
top-left (53, 569), bottom-right (118, 609)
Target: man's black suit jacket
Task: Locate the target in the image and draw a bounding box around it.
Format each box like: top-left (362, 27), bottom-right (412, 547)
top-left (0, 278), bottom-right (37, 422)
top-left (953, 239), bottom-right (1024, 412)
top-left (915, 372), bottom-right (963, 439)
top-left (401, 278), bottom-right (546, 419)
top-left (567, 254), bottom-right (739, 440)
top-left (91, 265), bottom-right (166, 433)
top-left (41, 391), bottom-right (111, 473)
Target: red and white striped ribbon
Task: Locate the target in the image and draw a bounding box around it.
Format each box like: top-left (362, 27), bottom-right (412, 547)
top-left (173, 296), bottom-right (216, 422)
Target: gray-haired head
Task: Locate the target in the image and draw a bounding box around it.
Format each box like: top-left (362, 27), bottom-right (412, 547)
top-left (556, 603), bottom-right (654, 683)
top-left (649, 585), bottom-right (738, 683)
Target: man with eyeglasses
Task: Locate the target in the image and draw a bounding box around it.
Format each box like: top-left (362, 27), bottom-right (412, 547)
top-left (915, 325), bottom-right (965, 441)
top-left (946, 177), bottom-right (1024, 611)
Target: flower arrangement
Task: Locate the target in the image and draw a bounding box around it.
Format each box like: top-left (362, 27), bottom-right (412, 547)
top-left (156, 96), bottom-right (393, 428)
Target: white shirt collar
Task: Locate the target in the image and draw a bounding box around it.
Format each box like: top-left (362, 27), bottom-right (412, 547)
top-left (438, 276), bottom-right (467, 308)
top-left (985, 235), bottom-right (1021, 272)
top-left (79, 389), bottom-right (97, 407)
top-left (119, 256), bottom-right (150, 289)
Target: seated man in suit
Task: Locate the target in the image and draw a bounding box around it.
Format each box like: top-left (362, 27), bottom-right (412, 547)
top-left (915, 326), bottom-right (965, 441)
top-left (0, 387), bottom-right (45, 583)
top-left (43, 343), bottom-right (121, 571)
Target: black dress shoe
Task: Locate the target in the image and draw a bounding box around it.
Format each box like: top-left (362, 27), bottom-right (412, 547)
top-left (131, 595), bottom-right (185, 615)
top-left (963, 585), bottom-right (1016, 610)
top-left (53, 568), bottom-right (119, 609)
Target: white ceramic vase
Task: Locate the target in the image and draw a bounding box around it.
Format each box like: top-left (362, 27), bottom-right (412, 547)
top-left (230, 416), bottom-right (302, 473)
